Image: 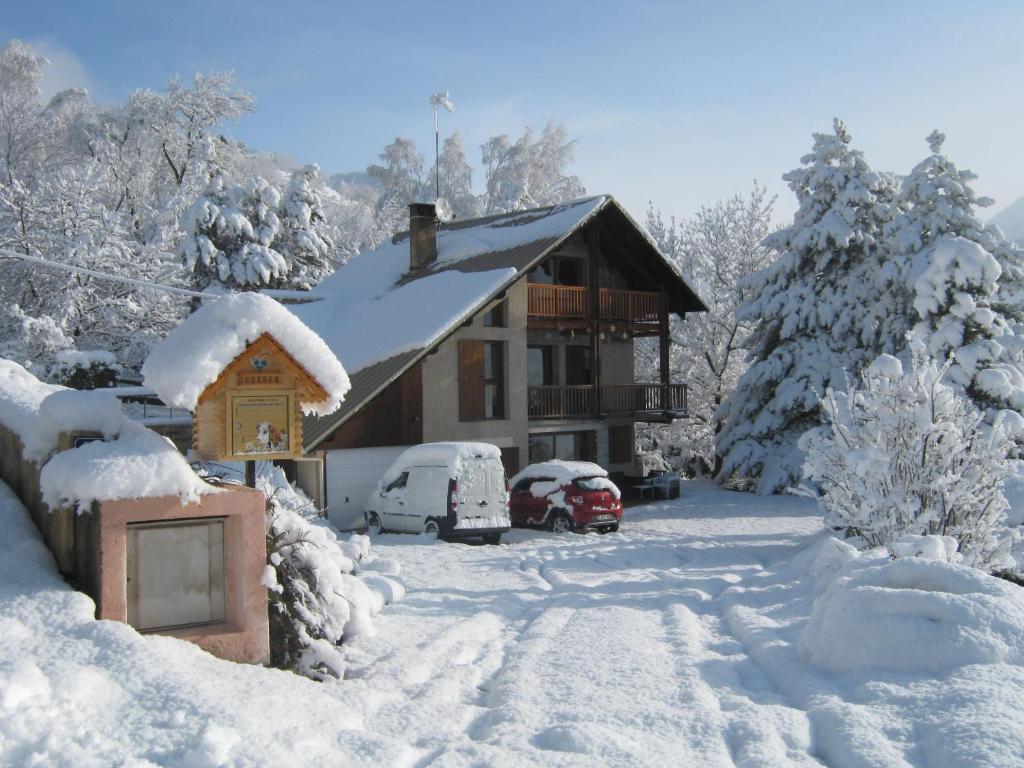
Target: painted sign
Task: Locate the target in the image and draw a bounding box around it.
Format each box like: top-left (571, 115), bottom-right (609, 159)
top-left (228, 393), bottom-right (292, 456)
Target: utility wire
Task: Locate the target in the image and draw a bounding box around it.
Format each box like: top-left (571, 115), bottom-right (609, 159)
top-left (0, 247), bottom-right (219, 300)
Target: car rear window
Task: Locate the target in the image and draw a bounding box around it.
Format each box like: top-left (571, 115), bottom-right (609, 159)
top-left (573, 477), bottom-right (607, 491)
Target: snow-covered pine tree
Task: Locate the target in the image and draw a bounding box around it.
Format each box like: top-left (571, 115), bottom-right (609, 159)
top-left (181, 146), bottom-right (288, 293)
top-left (715, 120), bottom-right (898, 494)
top-left (275, 164), bottom-right (336, 290)
top-left (882, 131), bottom-right (1024, 419)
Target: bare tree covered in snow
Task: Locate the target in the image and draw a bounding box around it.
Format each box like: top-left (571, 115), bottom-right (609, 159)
top-left (715, 120), bottom-right (899, 494)
top-left (428, 131), bottom-right (479, 220)
top-left (800, 344), bottom-right (1019, 571)
top-left (481, 122), bottom-right (585, 214)
top-left (640, 184), bottom-right (775, 474)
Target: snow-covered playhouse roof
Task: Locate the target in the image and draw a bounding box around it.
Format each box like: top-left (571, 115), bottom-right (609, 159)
top-left (292, 195), bottom-right (707, 450)
top-left (142, 292), bottom-right (351, 417)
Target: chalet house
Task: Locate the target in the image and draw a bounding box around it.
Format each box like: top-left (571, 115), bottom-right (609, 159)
top-left (288, 196), bottom-right (706, 530)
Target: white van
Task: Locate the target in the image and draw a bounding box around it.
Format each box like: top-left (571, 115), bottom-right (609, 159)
top-left (364, 442), bottom-right (511, 544)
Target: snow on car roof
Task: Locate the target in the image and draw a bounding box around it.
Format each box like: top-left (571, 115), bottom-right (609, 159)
top-left (379, 442), bottom-right (502, 488)
top-left (510, 460), bottom-right (608, 487)
top-left (142, 292), bottom-right (350, 417)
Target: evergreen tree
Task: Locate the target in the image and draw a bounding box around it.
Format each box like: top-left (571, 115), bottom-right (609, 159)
top-left (276, 164), bottom-right (336, 290)
top-left (181, 149), bottom-right (287, 292)
top-left (715, 120), bottom-right (898, 494)
top-left (883, 131), bottom-right (1024, 417)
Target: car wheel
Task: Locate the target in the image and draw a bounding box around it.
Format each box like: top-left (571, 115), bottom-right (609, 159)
top-left (423, 519), bottom-right (441, 538)
top-left (482, 533), bottom-right (501, 545)
top-left (605, 523), bottom-right (620, 533)
top-left (367, 512), bottom-right (382, 536)
top-left (549, 512), bottom-right (573, 534)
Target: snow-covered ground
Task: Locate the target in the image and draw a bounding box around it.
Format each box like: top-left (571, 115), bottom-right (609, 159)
top-left (3, 479), bottom-right (1024, 767)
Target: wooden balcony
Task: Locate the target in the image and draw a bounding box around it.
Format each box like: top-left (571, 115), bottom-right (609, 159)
top-left (527, 284), bottom-right (662, 332)
top-left (527, 384), bottom-right (688, 421)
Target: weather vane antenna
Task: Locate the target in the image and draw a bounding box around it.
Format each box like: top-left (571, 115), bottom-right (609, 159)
top-left (429, 91), bottom-right (454, 200)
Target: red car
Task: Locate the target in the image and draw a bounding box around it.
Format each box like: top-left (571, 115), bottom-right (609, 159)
top-left (509, 461), bottom-right (623, 533)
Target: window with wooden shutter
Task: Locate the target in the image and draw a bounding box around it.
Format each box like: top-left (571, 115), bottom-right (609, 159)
top-left (459, 340), bottom-right (485, 421)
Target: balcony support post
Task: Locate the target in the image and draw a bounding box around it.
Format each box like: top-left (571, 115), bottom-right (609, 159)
top-left (659, 284), bottom-right (671, 411)
top-left (588, 225), bottom-right (602, 418)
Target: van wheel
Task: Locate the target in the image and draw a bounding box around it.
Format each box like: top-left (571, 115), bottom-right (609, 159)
top-left (549, 512), bottom-right (573, 534)
top-left (367, 512), bottom-right (382, 536)
top-left (423, 519), bottom-right (440, 539)
top-left (482, 533), bottom-right (501, 545)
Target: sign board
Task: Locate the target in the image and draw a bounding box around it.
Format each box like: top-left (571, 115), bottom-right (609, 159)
top-left (228, 392), bottom-right (293, 456)
top-left (191, 333), bottom-right (327, 462)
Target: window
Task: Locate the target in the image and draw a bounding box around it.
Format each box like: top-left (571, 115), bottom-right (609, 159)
top-left (557, 257), bottom-right (586, 287)
top-left (528, 431), bottom-right (596, 463)
top-left (609, 425), bottom-right (633, 464)
top-left (528, 257), bottom-right (588, 287)
top-left (482, 300), bottom-right (506, 328)
top-left (484, 342), bottom-right (505, 419)
top-left (527, 345), bottom-right (554, 386)
top-left (459, 340), bottom-right (505, 421)
top-left (564, 346), bottom-right (592, 386)
top-left (127, 518), bottom-right (226, 632)
top-left (384, 472), bottom-right (408, 493)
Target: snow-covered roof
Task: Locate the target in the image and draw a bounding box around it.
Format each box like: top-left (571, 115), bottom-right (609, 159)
top-left (296, 195), bottom-right (706, 450)
top-left (510, 460), bottom-right (609, 487)
top-left (379, 442), bottom-right (503, 489)
top-left (142, 292), bottom-right (351, 417)
top-left (293, 196), bottom-right (608, 375)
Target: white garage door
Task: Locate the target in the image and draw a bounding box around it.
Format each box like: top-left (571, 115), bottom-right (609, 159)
top-left (325, 446), bottom-right (412, 531)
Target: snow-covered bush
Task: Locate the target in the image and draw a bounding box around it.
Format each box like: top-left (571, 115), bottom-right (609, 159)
top-left (258, 467), bottom-right (402, 680)
top-left (799, 344), bottom-right (1019, 570)
top-left (49, 349), bottom-right (120, 389)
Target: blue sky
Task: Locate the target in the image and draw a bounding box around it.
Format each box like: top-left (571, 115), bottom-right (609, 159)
top-left (7, 0), bottom-right (1024, 222)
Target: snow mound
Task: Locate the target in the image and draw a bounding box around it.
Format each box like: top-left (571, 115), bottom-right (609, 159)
top-left (40, 419), bottom-right (217, 513)
top-left (38, 389), bottom-right (124, 444)
top-left (0, 358), bottom-right (66, 461)
top-left (890, 533), bottom-right (960, 562)
top-left (142, 292), bottom-right (350, 417)
top-left (378, 441), bottom-right (502, 489)
top-left (799, 544), bottom-right (1024, 674)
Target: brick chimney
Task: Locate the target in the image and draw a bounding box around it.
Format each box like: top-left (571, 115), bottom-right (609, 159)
top-left (408, 202), bottom-right (438, 270)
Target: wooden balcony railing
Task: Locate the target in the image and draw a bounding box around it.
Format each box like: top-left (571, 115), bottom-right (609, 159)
top-left (527, 385), bottom-right (593, 419)
top-left (527, 384), bottom-right (688, 419)
top-left (527, 284), bottom-right (662, 325)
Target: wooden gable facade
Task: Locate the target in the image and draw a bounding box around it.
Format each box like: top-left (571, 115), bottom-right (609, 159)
top-left (192, 332), bottom-right (329, 462)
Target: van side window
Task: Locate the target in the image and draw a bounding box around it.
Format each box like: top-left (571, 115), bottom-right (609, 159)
top-left (385, 472), bottom-right (408, 493)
